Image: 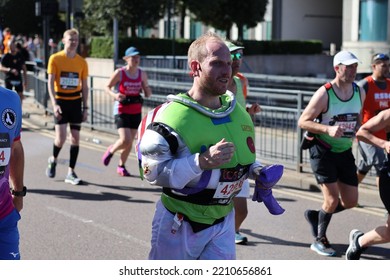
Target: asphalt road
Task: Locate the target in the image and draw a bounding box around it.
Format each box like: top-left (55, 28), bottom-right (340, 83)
top-left (17, 107), bottom-right (390, 260)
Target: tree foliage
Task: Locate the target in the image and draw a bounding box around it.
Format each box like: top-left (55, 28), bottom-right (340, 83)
top-left (0, 0), bottom-right (268, 46)
top-left (187, 0), bottom-right (268, 40)
top-left (82, 0), bottom-right (166, 38)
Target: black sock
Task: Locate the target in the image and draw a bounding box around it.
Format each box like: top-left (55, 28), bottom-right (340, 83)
top-left (53, 144), bottom-right (61, 159)
top-left (69, 145), bottom-right (79, 169)
top-left (317, 209), bottom-right (332, 239)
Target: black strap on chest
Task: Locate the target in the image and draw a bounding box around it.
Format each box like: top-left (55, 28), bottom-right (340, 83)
top-left (147, 122), bottom-right (178, 154)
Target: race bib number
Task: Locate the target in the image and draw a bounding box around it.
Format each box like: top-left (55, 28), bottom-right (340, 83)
top-left (213, 165), bottom-right (249, 203)
top-left (330, 113), bottom-right (358, 138)
top-left (0, 133), bottom-right (11, 176)
top-left (214, 176), bottom-right (246, 199)
top-left (60, 71), bottom-right (79, 90)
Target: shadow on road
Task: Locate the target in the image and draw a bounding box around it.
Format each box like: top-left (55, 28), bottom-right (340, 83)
top-left (28, 188), bottom-right (155, 204)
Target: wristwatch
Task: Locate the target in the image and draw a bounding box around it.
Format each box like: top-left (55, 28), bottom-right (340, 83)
top-left (11, 186), bottom-right (27, 197)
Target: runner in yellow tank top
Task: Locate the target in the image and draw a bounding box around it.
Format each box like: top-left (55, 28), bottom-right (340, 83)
top-left (45, 28), bottom-right (89, 185)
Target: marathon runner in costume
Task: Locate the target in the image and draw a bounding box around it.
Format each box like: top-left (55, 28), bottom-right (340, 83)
top-left (138, 91), bottom-right (284, 259)
top-left (138, 33), bottom-right (284, 260)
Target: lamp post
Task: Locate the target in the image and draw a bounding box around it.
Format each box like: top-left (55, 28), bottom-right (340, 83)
top-left (66, 0), bottom-right (73, 29)
top-left (35, 0), bottom-right (58, 67)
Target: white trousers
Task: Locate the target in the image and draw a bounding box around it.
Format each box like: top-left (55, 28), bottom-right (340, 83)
top-left (148, 199), bottom-right (236, 260)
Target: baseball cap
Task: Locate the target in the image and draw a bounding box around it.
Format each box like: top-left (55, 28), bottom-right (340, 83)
top-left (333, 50), bottom-right (361, 67)
top-left (124, 46), bottom-right (140, 57)
top-left (225, 41), bottom-right (244, 52)
top-left (372, 53), bottom-right (389, 64)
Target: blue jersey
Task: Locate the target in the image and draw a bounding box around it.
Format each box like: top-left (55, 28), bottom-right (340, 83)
top-left (0, 86), bottom-right (22, 219)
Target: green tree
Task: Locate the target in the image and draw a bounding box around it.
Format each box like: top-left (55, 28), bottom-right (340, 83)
top-left (82, 0), bottom-right (166, 37)
top-left (187, 0), bottom-right (268, 40)
top-left (82, 0), bottom-right (119, 36)
top-left (232, 0), bottom-right (268, 40)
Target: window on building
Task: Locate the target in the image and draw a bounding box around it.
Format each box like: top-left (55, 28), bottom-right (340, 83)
top-left (190, 20), bottom-right (202, 40)
top-left (359, 0), bottom-right (388, 41)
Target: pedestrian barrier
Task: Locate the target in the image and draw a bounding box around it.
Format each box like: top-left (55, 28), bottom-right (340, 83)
top-left (0, 63), bottom-right (367, 177)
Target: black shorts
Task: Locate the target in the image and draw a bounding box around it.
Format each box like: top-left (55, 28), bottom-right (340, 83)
top-left (55, 98), bottom-right (83, 130)
top-left (309, 143), bottom-right (358, 186)
top-left (379, 162), bottom-right (390, 213)
top-left (5, 79), bottom-right (23, 93)
top-left (379, 182), bottom-right (390, 213)
top-left (115, 113), bottom-right (141, 129)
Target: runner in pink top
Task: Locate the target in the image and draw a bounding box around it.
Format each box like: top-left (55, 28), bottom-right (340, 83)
top-left (102, 46), bottom-right (152, 176)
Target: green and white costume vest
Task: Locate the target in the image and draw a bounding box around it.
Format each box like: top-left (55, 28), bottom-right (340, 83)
top-left (155, 92), bottom-right (256, 225)
top-left (317, 82), bottom-right (362, 153)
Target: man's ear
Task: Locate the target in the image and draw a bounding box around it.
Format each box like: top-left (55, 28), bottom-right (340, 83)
top-left (190, 60), bottom-right (200, 76)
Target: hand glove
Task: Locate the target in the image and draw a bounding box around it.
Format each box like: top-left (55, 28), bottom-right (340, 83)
top-left (252, 164), bottom-right (285, 215)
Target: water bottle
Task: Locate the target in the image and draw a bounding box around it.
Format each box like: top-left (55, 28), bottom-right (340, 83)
top-left (92, 138), bottom-right (101, 144)
top-left (300, 118), bottom-right (319, 150)
top-left (301, 131), bottom-right (315, 150)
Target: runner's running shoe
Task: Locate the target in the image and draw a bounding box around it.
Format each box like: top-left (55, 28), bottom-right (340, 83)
top-left (235, 232), bottom-right (248, 245)
top-left (102, 145), bottom-right (113, 166)
top-left (346, 229), bottom-right (365, 260)
top-left (46, 157), bottom-right (57, 178)
top-left (310, 236), bottom-right (336, 257)
top-left (117, 166), bottom-right (131, 177)
top-left (65, 172), bottom-right (81, 185)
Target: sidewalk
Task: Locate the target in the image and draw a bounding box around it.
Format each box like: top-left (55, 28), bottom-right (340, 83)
top-left (21, 96), bottom-right (376, 192)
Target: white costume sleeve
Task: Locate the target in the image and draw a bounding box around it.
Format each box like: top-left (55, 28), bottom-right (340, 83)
top-left (139, 122), bottom-right (258, 190)
top-left (139, 124), bottom-right (208, 190)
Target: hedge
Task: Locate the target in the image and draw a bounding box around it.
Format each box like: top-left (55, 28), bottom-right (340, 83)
top-left (89, 37), bottom-right (323, 58)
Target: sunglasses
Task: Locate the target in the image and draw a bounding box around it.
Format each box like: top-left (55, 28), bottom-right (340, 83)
top-left (373, 53), bottom-right (389, 61)
top-left (231, 53), bottom-right (243, 60)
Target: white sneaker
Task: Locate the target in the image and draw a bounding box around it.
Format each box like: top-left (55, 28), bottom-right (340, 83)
top-left (65, 172), bottom-right (81, 185)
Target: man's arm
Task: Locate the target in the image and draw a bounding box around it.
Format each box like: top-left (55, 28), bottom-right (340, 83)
top-left (357, 108), bottom-right (390, 152)
top-left (81, 77), bottom-right (89, 106)
top-left (242, 77), bottom-right (261, 115)
top-left (140, 124), bottom-right (234, 190)
top-left (357, 84), bottom-right (366, 130)
top-left (9, 140), bottom-right (25, 212)
top-left (298, 86), bottom-right (331, 135)
top-left (81, 77), bottom-right (89, 122)
top-left (22, 63), bottom-right (28, 89)
top-left (0, 55), bottom-right (16, 75)
top-left (47, 73), bottom-right (62, 119)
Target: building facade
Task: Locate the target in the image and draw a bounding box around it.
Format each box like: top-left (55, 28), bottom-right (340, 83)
top-left (144, 0), bottom-right (389, 75)
top-left (342, 0), bottom-right (390, 73)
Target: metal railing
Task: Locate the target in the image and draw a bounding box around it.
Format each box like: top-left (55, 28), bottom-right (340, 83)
top-left (1, 62), bottom-right (330, 173)
top-left (20, 66), bottom-right (322, 173)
